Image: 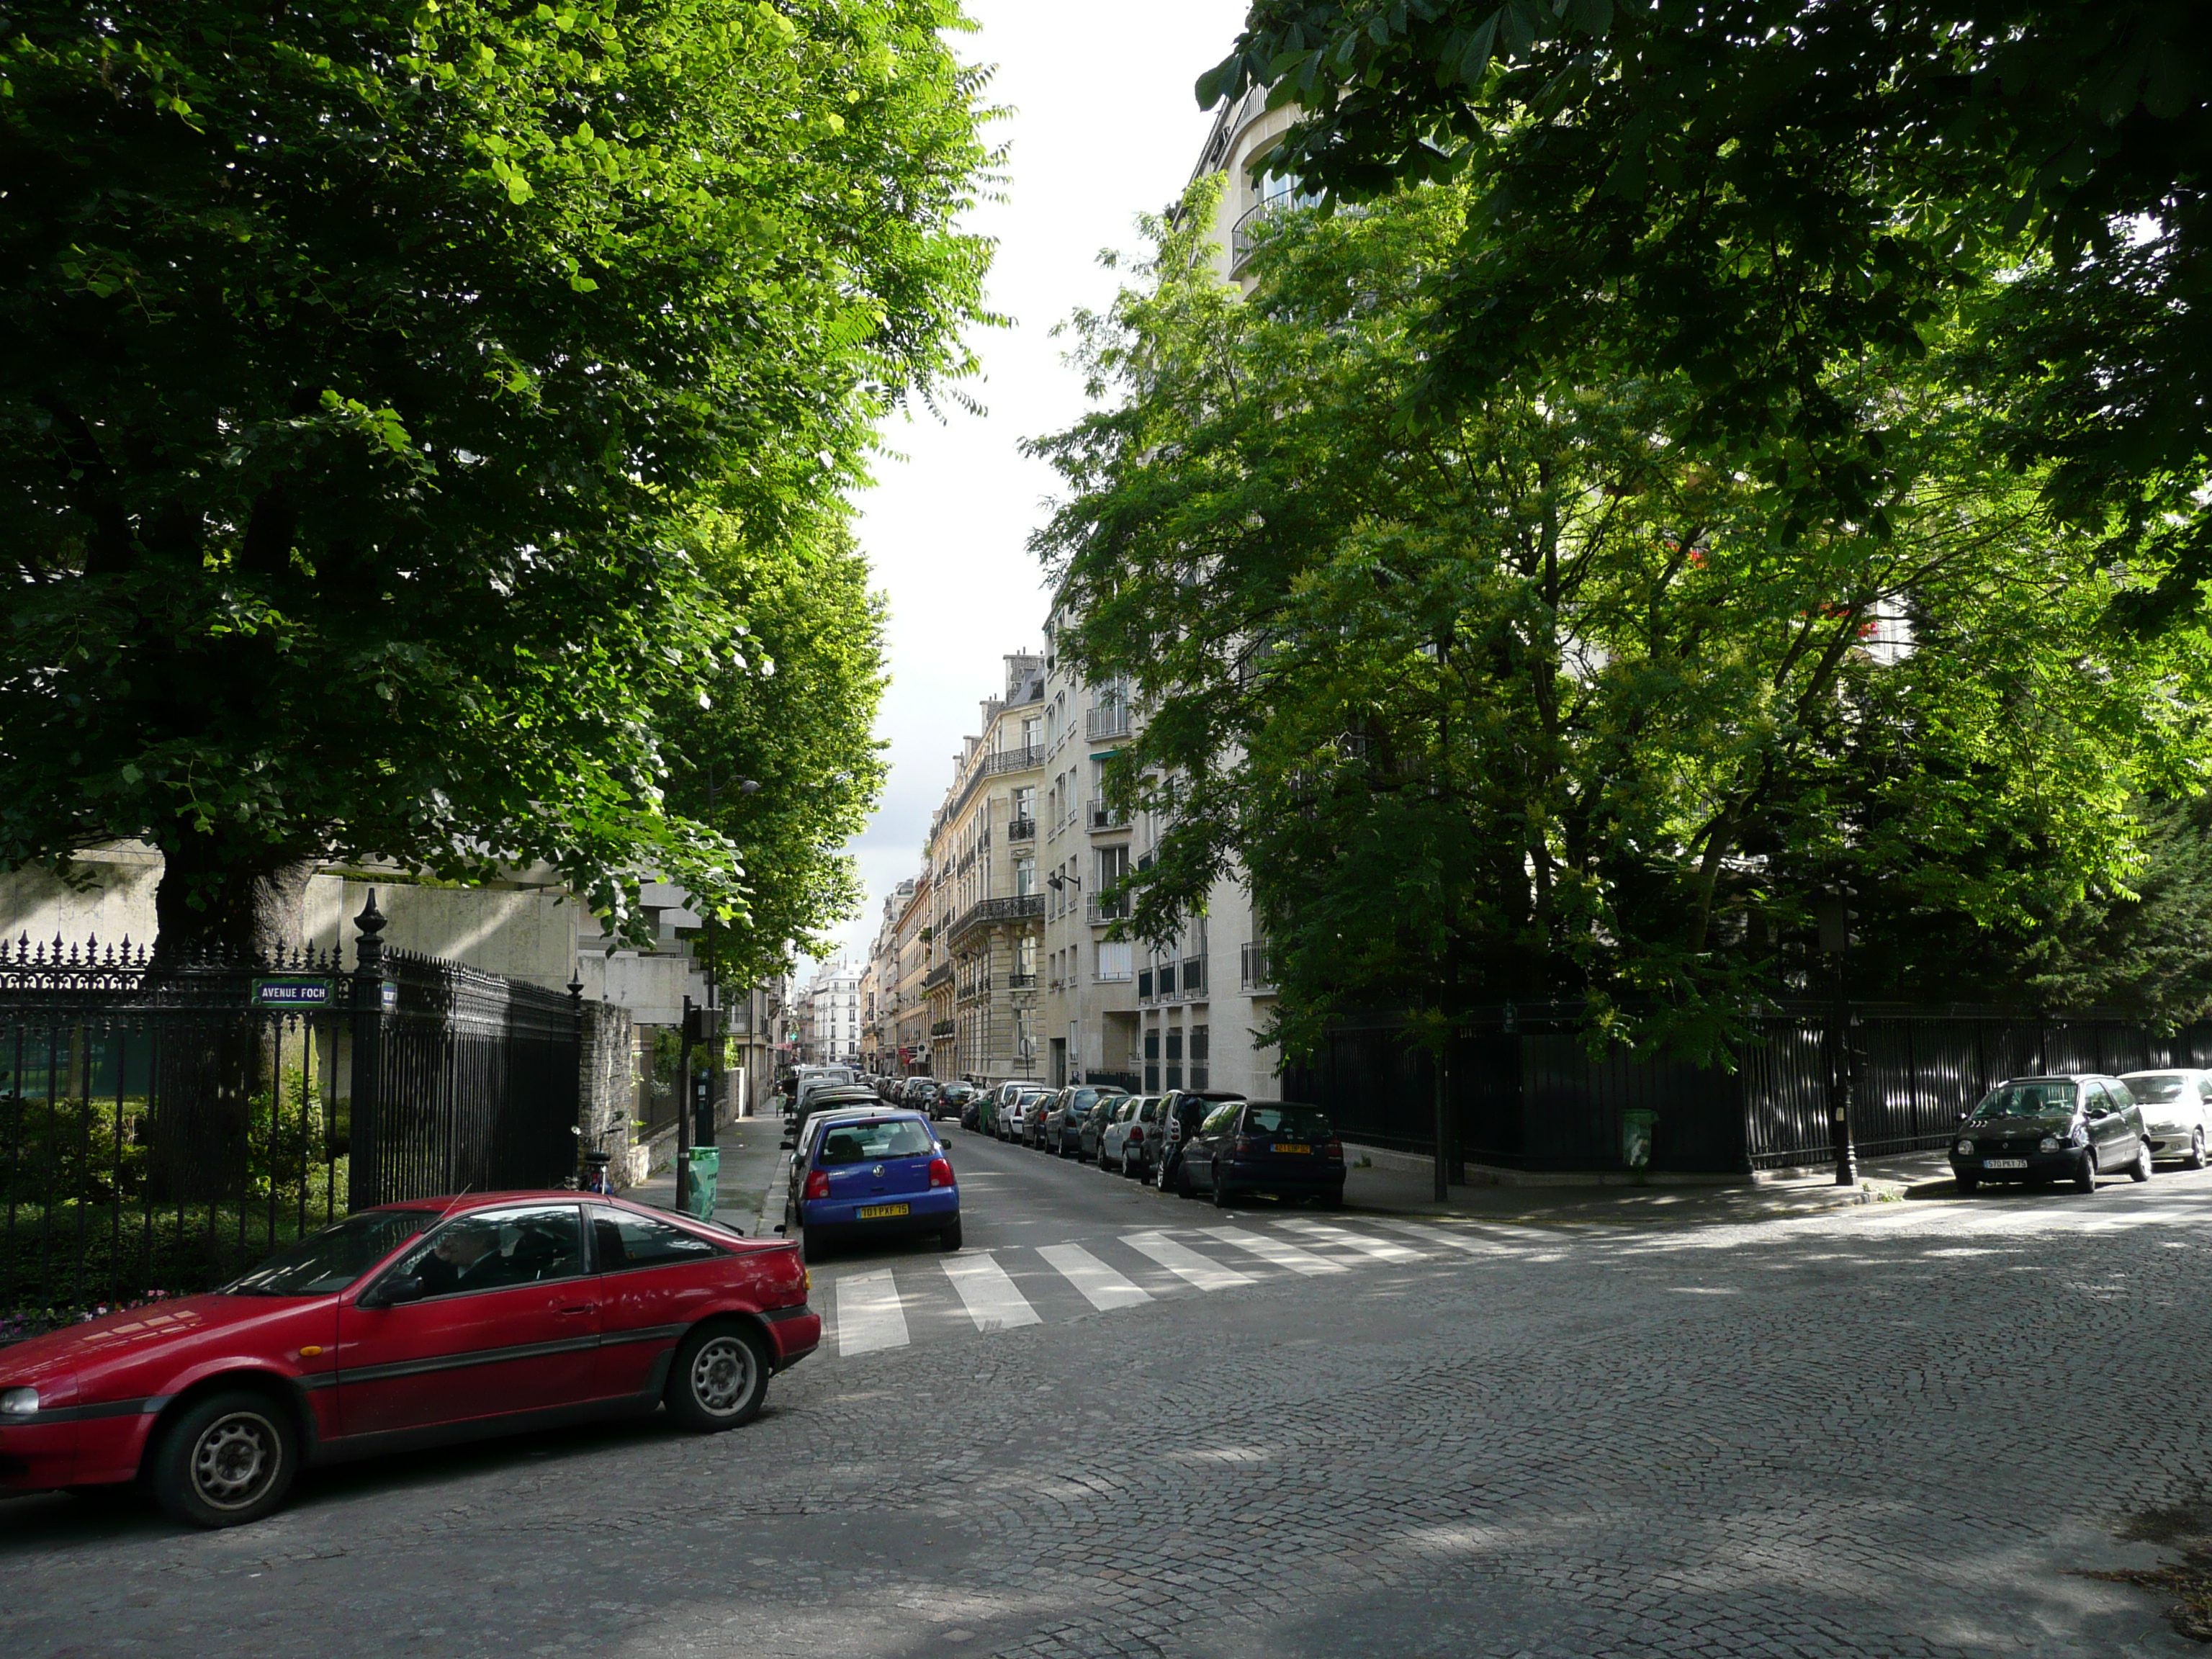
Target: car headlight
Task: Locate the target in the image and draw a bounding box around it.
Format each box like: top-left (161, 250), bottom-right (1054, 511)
top-left (0, 1387), bottom-right (38, 1417)
top-left (2039, 1136), bottom-right (2062, 1153)
top-left (1954, 1139), bottom-right (1975, 1157)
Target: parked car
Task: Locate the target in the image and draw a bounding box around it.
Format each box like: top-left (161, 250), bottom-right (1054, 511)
top-left (1045, 1086), bottom-right (1118, 1156)
top-left (1100, 1094), bottom-right (1161, 1178)
top-left (936, 1082), bottom-right (976, 1125)
top-left (781, 1087), bottom-right (878, 1147)
top-left (783, 1108), bottom-right (959, 1262)
top-left (1948, 1074), bottom-right (2154, 1193)
top-left (0, 1194), bottom-right (817, 1529)
top-left (1174, 1098), bottom-right (1346, 1208)
top-left (1000, 1087), bottom-right (1048, 1142)
top-left (908, 1079), bottom-right (944, 1118)
top-left (960, 1092), bottom-right (985, 1132)
top-left (1077, 1095), bottom-right (1122, 1163)
top-left (1025, 1087), bottom-right (1064, 1148)
top-left (2118, 1069), bottom-right (2212, 1168)
top-left (1154, 1089), bottom-right (1248, 1192)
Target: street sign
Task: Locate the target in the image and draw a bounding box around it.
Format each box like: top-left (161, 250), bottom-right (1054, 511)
top-left (252, 977), bottom-right (335, 1009)
top-left (380, 980), bottom-right (398, 1012)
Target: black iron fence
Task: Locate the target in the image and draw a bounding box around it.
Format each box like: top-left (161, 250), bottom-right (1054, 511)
top-left (0, 894), bottom-right (584, 1318)
top-left (1284, 1002), bottom-right (2212, 1177)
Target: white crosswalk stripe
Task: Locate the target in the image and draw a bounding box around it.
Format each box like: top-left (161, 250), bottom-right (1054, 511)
top-left (1039, 1243), bottom-right (1153, 1310)
top-left (1122, 1230), bottom-right (1254, 1290)
top-left (835, 1268), bottom-right (911, 1355)
top-left (941, 1253), bottom-right (1043, 1333)
top-left (1277, 1217), bottom-right (1426, 1261)
top-left (1200, 1225), bottom-right (1346, 1276)
top-left (1372, 1218), bottom-right (1501, 1254)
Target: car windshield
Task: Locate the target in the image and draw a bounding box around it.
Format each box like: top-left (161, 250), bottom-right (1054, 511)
top-left (1246, 1105), bottom-right (1333, 1138)
top-left (1970, 1082), bottom-right (2077, 1120)
top-left (222, 1208), bottom-right (431, 1296)
top-left (818, 1119), bottom-right (936, 1164)
top-left (2123, 1073), bottom-right (2189, 1103)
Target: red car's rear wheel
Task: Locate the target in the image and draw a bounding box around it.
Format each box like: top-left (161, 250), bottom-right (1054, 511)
top-left (667, 1323), bottom-right (769, 1431)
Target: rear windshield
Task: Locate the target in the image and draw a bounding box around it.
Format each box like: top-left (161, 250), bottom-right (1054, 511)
top-left (1246, 1105), bottom-right (1333, 1138)
top-left (817, 1119), bottom-right (936, 1164)
top-left (2123, 1073), bottom-right (2188, 1103)
top-left (1970, 1082), bottom-right (2077, 1120)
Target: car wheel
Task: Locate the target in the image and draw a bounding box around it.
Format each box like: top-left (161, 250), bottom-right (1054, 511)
top-left (2190, 1129), bottom-right (2208, 1171)
top-left (940, 1215), bottom-right (963, 1252)
top-left (666, 1321), bottom-right (769, 1431)
top-left (1954, 1173), bottom-right (1979, 1195)
top-left (149, 1390), bottom-right (297, 1529)
top-left (1210, 1172), bottom-right (1235, 1208)
top-left (2074, 1148), bottom-right (2099, 1194)
top-left (1119, 1150), bottom-right (1134, 1178)
top-left (2132, 1139), bottom-right (2154, 1182)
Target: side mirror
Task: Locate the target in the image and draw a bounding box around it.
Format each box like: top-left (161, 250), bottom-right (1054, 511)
top-left (364, 1275), bottom-right (425, 1309)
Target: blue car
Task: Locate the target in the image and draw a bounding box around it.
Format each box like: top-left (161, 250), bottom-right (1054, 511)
top-left (783, 1109), bottom-right (959, 1263)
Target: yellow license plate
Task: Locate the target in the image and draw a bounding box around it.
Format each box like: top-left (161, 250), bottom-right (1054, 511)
top-left (1272, 1143), bottom-right (1311, 1154)
top-left (857, 1202), bottom-right (910, 1219)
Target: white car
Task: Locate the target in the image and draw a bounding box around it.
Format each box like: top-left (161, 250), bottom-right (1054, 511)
top-left (2118, 1069), bottom-right (2212, 1168)
top-left (1000, 1087), bottom-right (1048, 1143)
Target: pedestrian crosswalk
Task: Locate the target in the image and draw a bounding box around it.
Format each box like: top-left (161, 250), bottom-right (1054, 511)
top-left (817, 1215), bottom-right (1486, 1360)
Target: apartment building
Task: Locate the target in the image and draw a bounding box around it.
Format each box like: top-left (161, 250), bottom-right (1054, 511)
top-left (803, 958), bottom-right (861, 1067)
top-left (893, 870), bottom-right (933, 1073)
top-left (926, 654), bottom-right (1047, 1087)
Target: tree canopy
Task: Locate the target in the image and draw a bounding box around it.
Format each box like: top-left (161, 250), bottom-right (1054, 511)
top-left (0, 0), bottom-right (993, 950)
top-left (1030, 181), bottom-right (2211, 1061)
top-left (1200, 1), bottom-right (2212, 622)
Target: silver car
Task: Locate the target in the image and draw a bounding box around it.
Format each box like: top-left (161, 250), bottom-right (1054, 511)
top-left (1099, 1094), bottom-right (1161, 1178)
top-left (2118, 1069), bottom-right (2212, 1168)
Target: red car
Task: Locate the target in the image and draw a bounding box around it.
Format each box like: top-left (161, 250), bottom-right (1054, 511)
top-left (0, 1192), bottom-right (819, 1528)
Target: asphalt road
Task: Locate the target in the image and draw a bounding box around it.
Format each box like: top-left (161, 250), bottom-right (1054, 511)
top-left (6, 1124), bottom-right (2212, 1658)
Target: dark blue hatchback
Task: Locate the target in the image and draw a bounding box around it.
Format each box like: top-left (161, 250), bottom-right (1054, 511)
top-left (785, 1110), bottom-right (960, 1262)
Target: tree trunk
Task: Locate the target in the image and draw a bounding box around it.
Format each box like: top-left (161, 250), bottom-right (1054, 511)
top-left (147, 845), bottom-right (319, 1203)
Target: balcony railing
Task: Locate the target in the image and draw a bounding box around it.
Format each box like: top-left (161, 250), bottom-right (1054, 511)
top-left (1241, 940), bottom-right (1274, 992)
top-left (1007, 817), bottom-right (1035, 841)
top-left (922, 963), bottom-right (953, 990)
top-left (946, 893), bottom-right (1044, 944)
top-left (1088, 803), bottom-right (1127, 831)
top-left (1086, 893), bottom-right (1128, 927)
top-left (1093, 966), bottom-right (1132, 984)
top-left (1085, 703), bottom-right (1131, 740)
top-left (1007, 972), bottom-right (1038, 989)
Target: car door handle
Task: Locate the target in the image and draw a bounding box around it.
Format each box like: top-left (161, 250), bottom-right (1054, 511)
top-left (556, 1302), bottom-right (599, 1316)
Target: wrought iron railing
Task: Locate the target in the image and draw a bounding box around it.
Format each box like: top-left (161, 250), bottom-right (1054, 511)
top-left (1241, 940), bottom-right (1275, 992)
top-left (947, 894), bottom-right (1044, 945)
top-left (1086, 703), bottom-right (1131, 740)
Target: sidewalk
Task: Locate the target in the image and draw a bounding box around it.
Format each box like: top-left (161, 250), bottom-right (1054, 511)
top-left (1341, 1143), bottom-right (1955, 1228)
top-left (622, 1114), bottom-right (789, 1236)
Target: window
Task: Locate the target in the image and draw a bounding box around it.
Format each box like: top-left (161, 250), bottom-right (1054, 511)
top-left (1016, 855), bottom-right (1037, 896)
top-left (1166, 1025), bottom-right (1183, 1089)
top-left (1097, 940), bottom-right (1132, 981)
top-left (593, 1208), bottom-right (722, 1272)
top-left (1244, 1104), bottom-right (1333, 1138)
top-left (1012, 784), bottom-right (1036, 823)
top-left (817, 1118), bottom-right (936, 1164)
top-left (1097, 843), bottom-right (1130, 889)
top-left (1022, 717), bottom-right (1041, 750)
top-left (225, 1208), bottom-right (430, 1297)
top-left (390, 1204), bottom-right (587, 1296)
top-left (1190, 1024), bottom-right (1210, 1090)
top-left (1200, 1100), bottom-right (1242, 1133)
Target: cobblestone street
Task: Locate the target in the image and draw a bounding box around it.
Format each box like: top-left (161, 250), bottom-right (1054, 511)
top-left (6, 1133), bottom-right (2211, 1658)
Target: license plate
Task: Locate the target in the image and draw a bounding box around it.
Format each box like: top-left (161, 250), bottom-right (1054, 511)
top-left (857, 1202), bottom-right (910, 1219)
top-left (1272, 1143), bottom-right (1311, 1154)
top-left (1982, 1158), bottom-right (2028, 1171)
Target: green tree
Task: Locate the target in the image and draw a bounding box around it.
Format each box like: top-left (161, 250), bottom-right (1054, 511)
top-left (1030, 182), bottom-right (2208, 1061)
top-left (658, 505), bottom-right (889, 991)
top-left (1200, 1), bottom-right (2212, 620)
top-left (0, 0), bottom-right (993, 953)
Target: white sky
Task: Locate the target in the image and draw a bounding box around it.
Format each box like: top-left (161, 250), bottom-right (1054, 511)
top-left (804, 1), bottom-right (1248, 978)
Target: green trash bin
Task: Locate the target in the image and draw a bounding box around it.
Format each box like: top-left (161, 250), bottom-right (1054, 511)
top-left (1621, 1108), bottom-right (1658, 1174)
top-left (686, 1146), bottom-right (720, 1222)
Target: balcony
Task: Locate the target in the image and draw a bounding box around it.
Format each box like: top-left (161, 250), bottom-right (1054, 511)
top-left (1088, 803), bottom-right (1127, 832)
top-left (930, 1018), bottom-right (955, 1038)
top-left (1085, 703), bottom-right (1131, 740)
top-left (1007, 973), bottom-right (1038, 989)
top-left (922, 963), bottom-right (953, 991)
top-left (1086, 893), bottom-right (1128, 927)
top-left (1241, 940), bottom-right (1275, 992)
top-left (1007, 817), bottom-right (1035, 842)
top-left (1093, 966), bottom-right (1132, 984)
top-left (946, 893), bottom-right (1045, 945)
